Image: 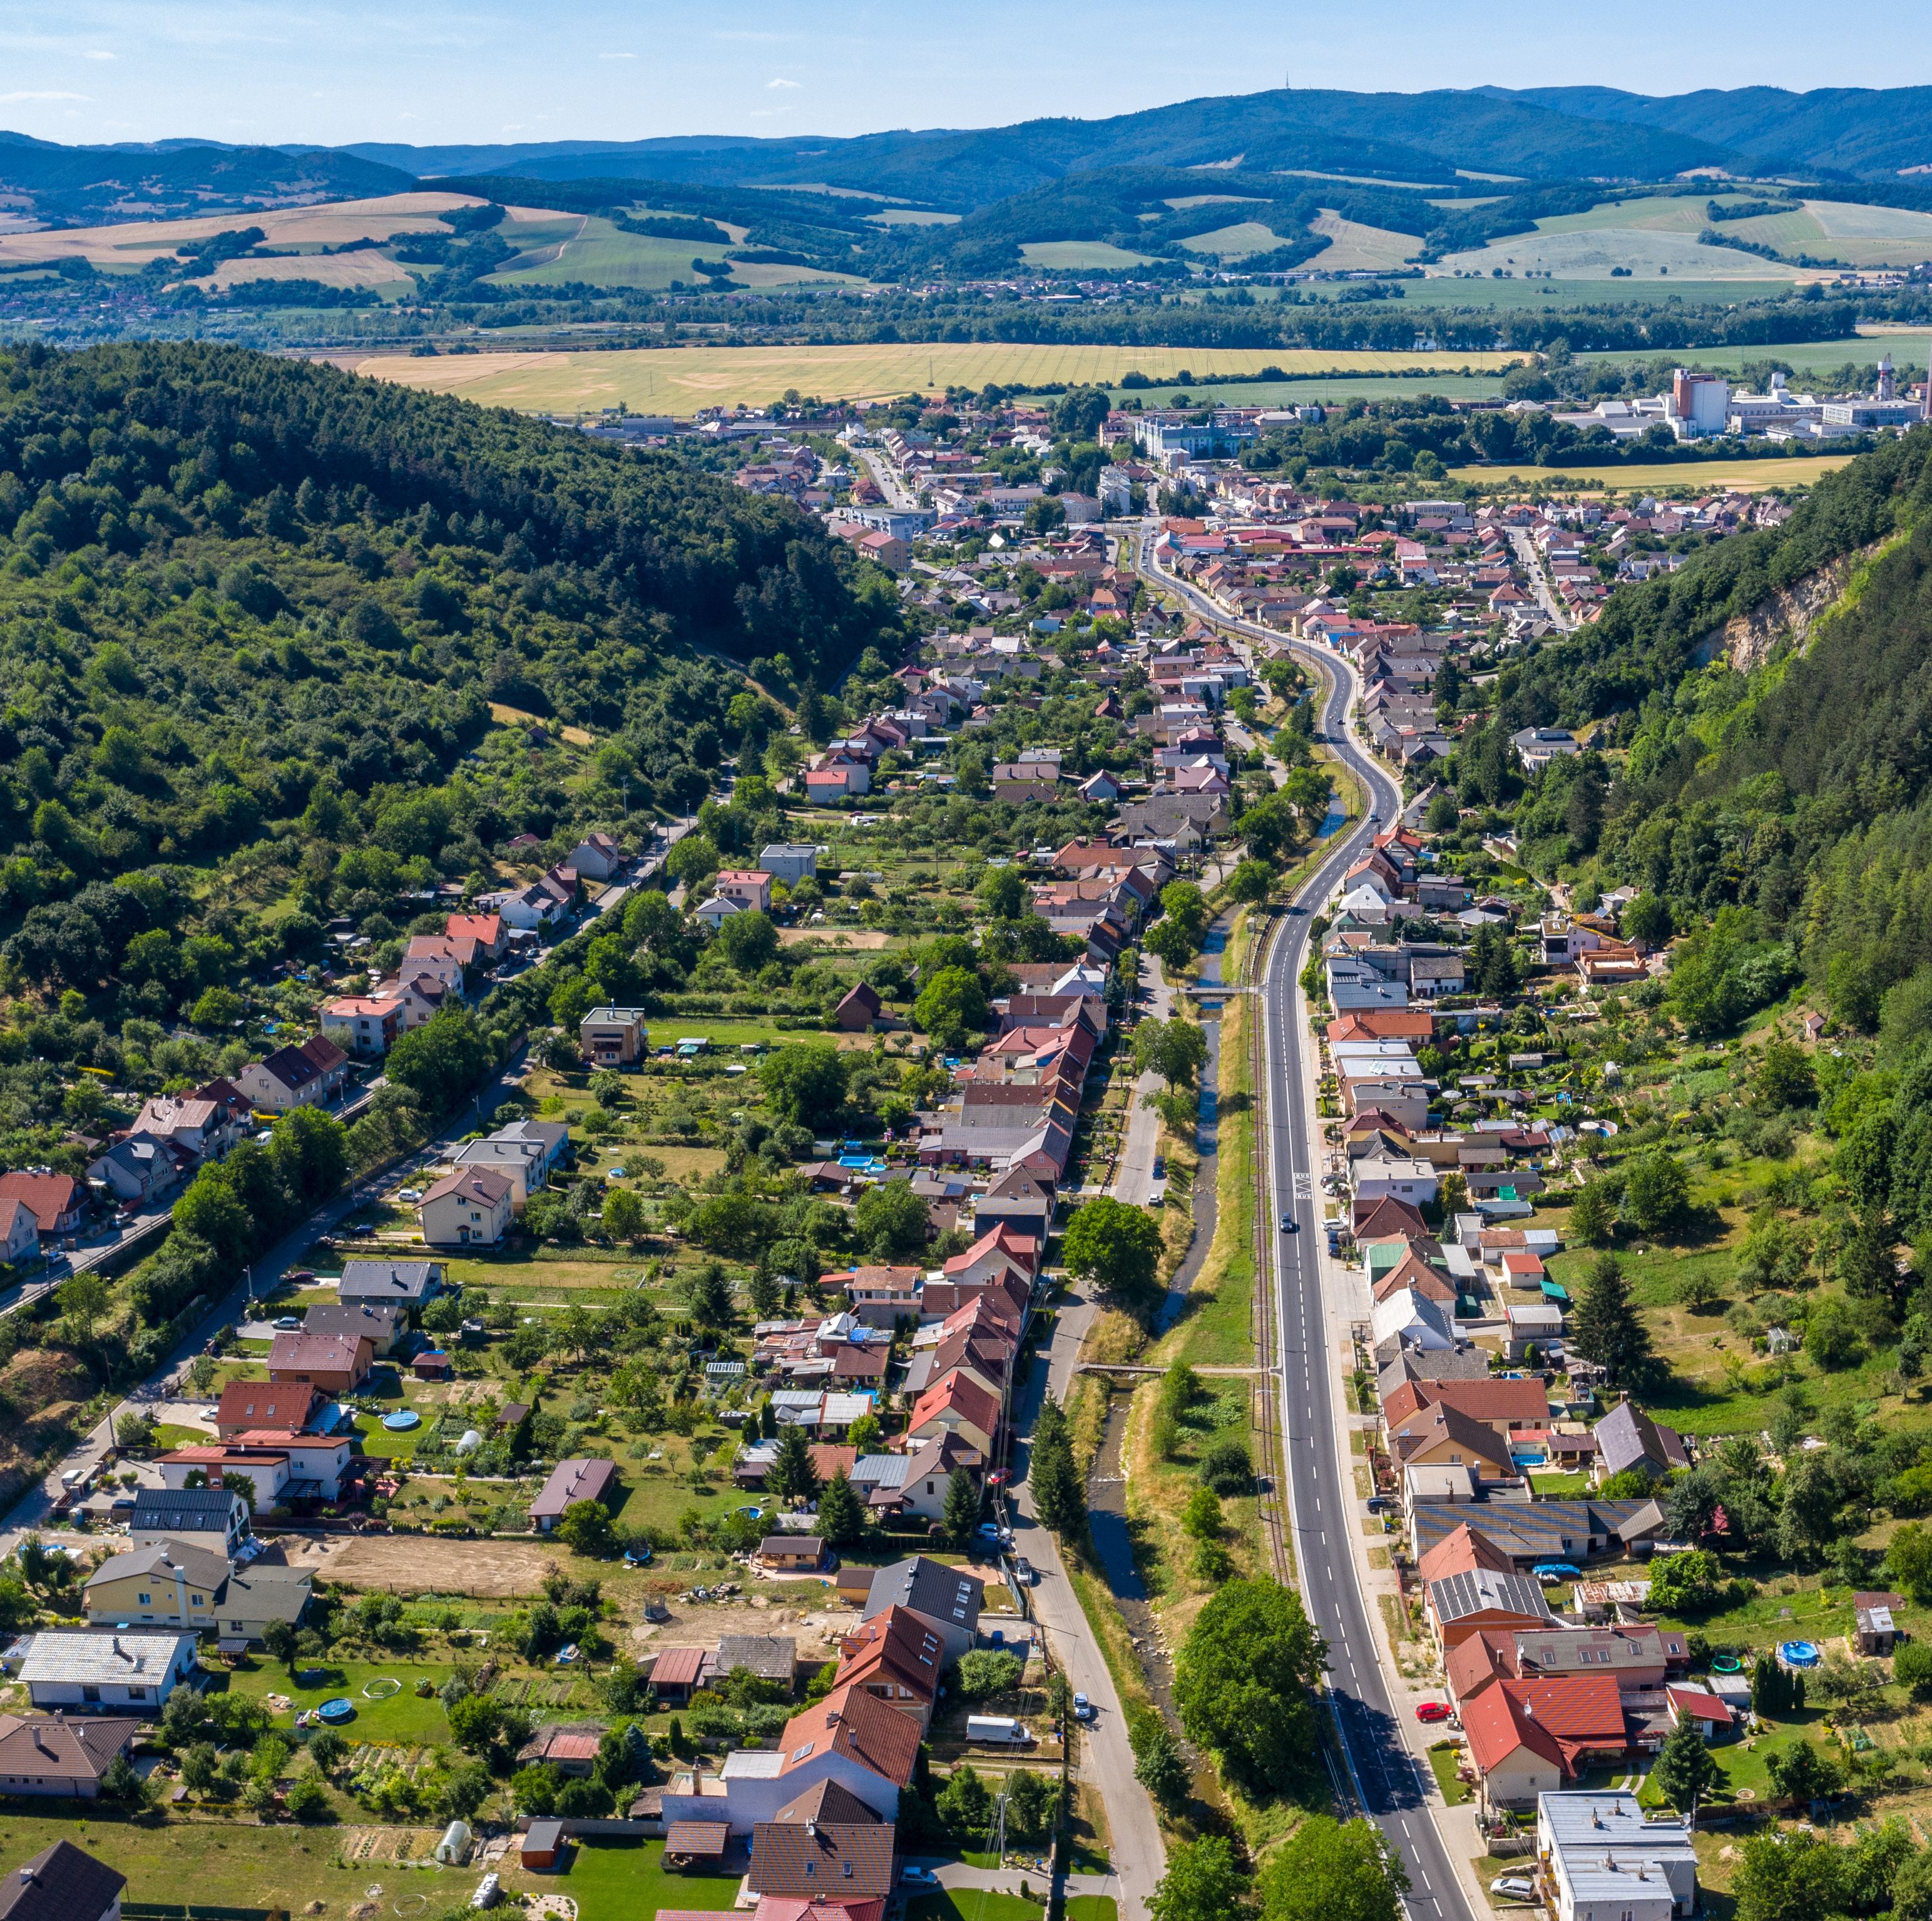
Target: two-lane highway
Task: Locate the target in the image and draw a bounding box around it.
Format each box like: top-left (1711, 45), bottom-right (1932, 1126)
top-left (1142, 532), bottom-right (1477, 1921)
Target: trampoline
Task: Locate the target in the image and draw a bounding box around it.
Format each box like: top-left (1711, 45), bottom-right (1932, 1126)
top-left (1710, 1655), bottom-right (1744, 1674)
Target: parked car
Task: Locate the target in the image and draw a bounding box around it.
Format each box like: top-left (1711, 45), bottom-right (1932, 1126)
top-left (1014, 1557), bottom-right (1035, 1585)
top-left (901, 1868), bottom-right (938, 1887)
top-left (976, 1522), bottom-right (1001, 1543)
top-left (272, 1315), bottom-right (301, 1331)
top-left (1416, 1701), bottom-right (1453, 1724)
top-left (397, 1188), bottom-right (424, 1203)
top-left (1491, 1880), bottom-right (1536, 1903)
top-left (1366, 1497), bottom-right (1390, 1513)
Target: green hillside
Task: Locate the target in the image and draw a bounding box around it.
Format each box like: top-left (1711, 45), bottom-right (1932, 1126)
top-left (0, 341), bottom-right (893, 1074)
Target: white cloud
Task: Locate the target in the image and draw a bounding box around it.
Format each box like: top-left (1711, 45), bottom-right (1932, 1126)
top-left (598, 51), bottom-right (635, 59)
top-left (82, 49), bottom-right (113, 60)
top-left (0, 88), bottom-right (86, 100)
top-left (767, 77), bottom-right (802, 89)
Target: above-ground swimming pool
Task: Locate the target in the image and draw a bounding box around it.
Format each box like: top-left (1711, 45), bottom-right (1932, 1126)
top-left (381, 1410), bottom-right (421, 1432)
top-left (317, 1698), bottom-right (355, 1723)
top-left (1778, 1640), bottom-right (1822, 1668)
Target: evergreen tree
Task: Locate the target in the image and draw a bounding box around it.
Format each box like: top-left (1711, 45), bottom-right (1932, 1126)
top-left (815, 1467), bottom-right (866, 1546)
top-left (1571, 1254), bottom-right (1654, 1387)
top-left (1030, 1396), bottom-right (1086, 1536)
top-left (943, 1468), bottom-right (981, 1547)
top-left (1652, 1714), bottom-right (1722, 1813)
top-left (769, 1425), bottom-right (820, 1506)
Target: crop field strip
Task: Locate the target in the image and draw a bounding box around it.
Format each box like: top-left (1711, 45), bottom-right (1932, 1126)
top-left (357, 341), bottom-right (1525, 414)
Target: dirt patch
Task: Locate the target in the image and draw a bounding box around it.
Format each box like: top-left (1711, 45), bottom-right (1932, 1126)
top-left (629, 1597), bottom-right (856, 1662)
top-left (300, 1532), bottom-right (568, 1597)
top-left (779, 929), bottom-right (894, 949)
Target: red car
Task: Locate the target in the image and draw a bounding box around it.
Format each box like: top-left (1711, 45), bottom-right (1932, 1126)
top-left (1416, 1702), bottom-right (1453, 1724)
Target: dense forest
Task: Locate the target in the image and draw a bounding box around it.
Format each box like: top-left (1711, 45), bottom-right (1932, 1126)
top-left (0, 340), bottom-right (896, 1154)
top-left (1444, 431), bottom-right (1932, 1237)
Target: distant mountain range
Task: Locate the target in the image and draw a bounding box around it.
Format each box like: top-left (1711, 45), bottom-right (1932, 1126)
top-left (8, 86), bottom-right (1932, 229)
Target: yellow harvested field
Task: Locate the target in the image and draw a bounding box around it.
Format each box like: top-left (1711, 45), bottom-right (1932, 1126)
top-left (1310, 209), bottom-right (1422, 271)
top-left (1447, 456), bottom-right (1854, 494)
top-left (357, 342), bottom-right (1527, 415)
top-left (0, 191), bottom-right (530, 265)
top-left (210, 252), bottom-right (414, 292)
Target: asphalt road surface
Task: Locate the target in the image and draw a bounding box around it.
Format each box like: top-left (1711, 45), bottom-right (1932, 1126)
top-left (1144, 533), bottom-right (1477, 1921)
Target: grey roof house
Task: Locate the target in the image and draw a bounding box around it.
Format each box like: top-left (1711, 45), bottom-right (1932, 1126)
top-left (129, 1486), bottom-right (248, 1554)
top-left (1593, 1400), bottom-right (1690, 1484)
top-left (339, 1259), bottom-right (444, 1307)
top-left (862, 1556), bottom-right (983, 1665)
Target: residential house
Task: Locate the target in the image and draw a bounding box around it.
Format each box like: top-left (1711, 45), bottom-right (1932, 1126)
top-left (82, 1540), bottom-right (310, 1643)
top-left (0, 1717), bottom-right (138, 1799)
top-left (446, 912), bottom-right (508, 960)
top-left (339, 1259), bottom-right (444, 1310)
top-left (904, 1372), bottom-right (999, 1460)
top-left (234, 1036), bottom-right (349, 1113)
top-left (1592, 1402), bottom-right (1690, 1484)
top-left (833, 1608), bottom-right (944, 1729)
top-left (747, 1781), bottom-right (897, 1900)
top-left (0, 1173), bottom-right (87, 1247)
top-left (0, 1200), bottom-right (38, 1266)
top-left (266, 1332), bottom-right (372, 1395)
top-left (566, 833), bottom-right (623, 882)
top-left (0, 1841), bottom-right (127, 1920)
top-left (213, 1382), bottom-right (327, 1440)
top-left (528, 1457), bottom-right (619, 1532)
top-left (834, 984), bottom-right (883, 1032)
top-left (715, 869), bottom-right (775, 914)
top-left (761, 845), bottom-right (820, 884)
top-left (1462, 1676), bottom-right (1627, 1811)
top-left (658, 1684), bottom-right (920, 1835)
top-left (1537, 1792), bottom-right (1697, 1921)
top-left (417, 1167), bottom-right (514, 1248)
top-left (85, 1134), bottom-right (189, 1210)
top-left (580, 1007), bottom-right (649, 1068)
top-left (301, 1301), bottom-right (405, 1358)
top-left (129, 1093), bottom-right (245, 1164)
top-left (1425, 1566), bottom-right (1560, 1651)
top-left (128, 1487), bottom-right (247, 1554)
top-left (319, 994), bottom-right (404, 1057)
top-left (859, 1557), bottom-right (982, 1666)
top-left (17, 1632), bottom-right (200, 1715)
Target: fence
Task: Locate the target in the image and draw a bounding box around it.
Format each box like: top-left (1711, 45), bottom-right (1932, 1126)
top-left (125, 1905), bottom-right (279, 1921)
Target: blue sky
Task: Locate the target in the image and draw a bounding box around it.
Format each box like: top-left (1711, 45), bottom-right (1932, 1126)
top-left (1, 0), bottom-right (1928, 150)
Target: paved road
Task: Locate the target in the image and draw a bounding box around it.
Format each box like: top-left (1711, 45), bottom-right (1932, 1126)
top-left (1143, 531), bottom-right (1480, 1921)
top-left (1505, 526), bottom-right (1573, 634)
top-left (1005, 1279), bottom-right (1165, 1921)
top-left (1111, 949), bottom-right (1173, 1208)
top-left (857, 446), bottom-right (921, 512)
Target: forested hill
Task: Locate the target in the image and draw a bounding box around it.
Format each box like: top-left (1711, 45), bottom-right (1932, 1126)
top-left (1480, 425), bottom-right (1932, 1031)
top-left (0, 340), bottom-right (893, 991)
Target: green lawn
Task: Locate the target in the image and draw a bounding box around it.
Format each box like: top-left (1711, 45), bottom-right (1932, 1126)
top-left (911, 1893), bottom-right (1046, 1921)
top-left (0, 1807), bottom-right (405, 1909)
top-left (504, 1837), bottom-right (744, 1918)
top-left (1067, 1900), bottom-right (1120, 1921)
top-left (1428, 1740), bottom-right (1473, 1805)
top-left (221, 1654), bottom-right (462, 1743)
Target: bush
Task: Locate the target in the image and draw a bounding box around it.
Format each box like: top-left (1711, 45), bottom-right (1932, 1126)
top-left (1199, 1437), bottom-right (1254, 1496)
top-left (1895, 1641), bottom-right (1932, 1697)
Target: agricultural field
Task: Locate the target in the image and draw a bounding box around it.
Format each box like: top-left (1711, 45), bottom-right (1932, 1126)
top-left (1717, 197), bottom-right (1932, 266)
top-left (1579, 331), bottom-right (1932, 380)
top-left (1306, 210), bottom-right (1424, 272)
top-left (1016, 242), bottom-right (1162, 269)
top-left (1438, 225), bottom-right (1805, 280)
top-left (1180, 222), bottom-right (1292, 260)
top-left (488, 214), bottom-right (862, 291)
top-left (208, 252), bottom-right (415, 294)
top-left (1444, 454), bottom-right (1856, 493)
top-left (355, 342), bottom-right (1526, 415)
top-left (0, 190), bottom-right (486, 267)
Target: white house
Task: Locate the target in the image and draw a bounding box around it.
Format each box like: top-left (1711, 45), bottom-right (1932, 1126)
top-left (0, 1198), bottom-right (38, 1266)
top-left (18, 1631), bottom-right (200, 1715)
top-left (760, 844), bottom-right (820, 885)
top-left (417, 1167), bottom-right (514, 1248)
top-left (1537, 1791), bottom-right (1696, 1921)
top-left (1371, 1287), bottom-right (1458, 1353)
